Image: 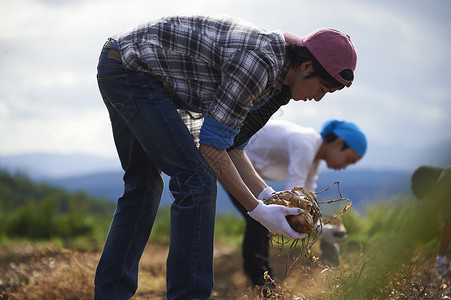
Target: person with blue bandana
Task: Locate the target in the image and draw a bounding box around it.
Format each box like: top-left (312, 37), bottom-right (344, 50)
top-left (94, 15), bottom-right (358, 299)
top-left (227, 119), bottom-right (367, 287)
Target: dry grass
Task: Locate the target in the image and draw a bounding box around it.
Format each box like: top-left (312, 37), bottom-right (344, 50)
top-left (1, 241), bottom-right (451, 299)
top-left (0, 244), bottom-right (98, 300)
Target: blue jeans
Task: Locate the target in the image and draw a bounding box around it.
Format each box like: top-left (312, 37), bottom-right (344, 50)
top-left (94, 42), bottom-right (217, 300)
top-left (320, 238), bottom-right (340, 267)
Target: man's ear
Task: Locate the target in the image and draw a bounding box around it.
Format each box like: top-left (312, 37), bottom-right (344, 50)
top-left (299, 60), bottom-right (313, 72)
top-left (333, 137), bottom-right (345, 149)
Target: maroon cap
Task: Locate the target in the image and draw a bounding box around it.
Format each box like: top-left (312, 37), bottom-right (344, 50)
top-left (284, 28), bottom-right (357, 87)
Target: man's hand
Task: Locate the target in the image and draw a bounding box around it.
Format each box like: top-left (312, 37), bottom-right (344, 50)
top-left (258, 187), bottom-right (275, 200)
top-left (248, 200), bottom-right (308, 240)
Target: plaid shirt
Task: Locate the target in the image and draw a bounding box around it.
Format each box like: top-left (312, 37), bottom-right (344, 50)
top-left (178, 110), bottom-right (203, 148)
top-left (113, 15), bottom-right (289, 148)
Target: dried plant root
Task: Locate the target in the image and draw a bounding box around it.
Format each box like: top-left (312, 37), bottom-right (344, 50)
top-left (264, 182), bottom-right (352, 279)
top-left (264, 182), bottom-right (352, 243)
top-left (264, 186), bottom-right (321, 236)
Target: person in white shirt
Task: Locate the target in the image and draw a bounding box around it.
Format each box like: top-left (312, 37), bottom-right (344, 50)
top-left (228, 119), bottom-right (367, 286)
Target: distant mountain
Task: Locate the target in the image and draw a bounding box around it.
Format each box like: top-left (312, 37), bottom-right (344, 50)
top-left (313, 170), bottom-right (412, 212)
top-left (0, 153), bottom-right (121, 179)
top-left (43, 169), bottom-right (412, 215)
top-left (0, 153), bottom-right (413, 215)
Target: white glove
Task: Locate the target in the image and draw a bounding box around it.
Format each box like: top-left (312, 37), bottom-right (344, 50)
top-left (258, 187), bottom-right (275, 200)
top-left (436, 255), bottom-right (448, 276)
top-left (248, 200), bottom-right (308, 240)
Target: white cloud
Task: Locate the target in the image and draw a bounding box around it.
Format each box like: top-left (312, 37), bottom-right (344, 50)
top-left (0, 0), bottom-right (450, 171)
top-left (0, 106), bottom-right (116, 157)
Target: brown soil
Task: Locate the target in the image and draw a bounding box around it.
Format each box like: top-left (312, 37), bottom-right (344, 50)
top-left (1, 242), bottom-right (451, 299)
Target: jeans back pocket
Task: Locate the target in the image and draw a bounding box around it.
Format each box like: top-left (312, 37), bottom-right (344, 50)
top-left (98, 72), bottom-right (137, 124)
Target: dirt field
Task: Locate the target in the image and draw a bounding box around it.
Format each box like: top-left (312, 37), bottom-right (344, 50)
top-left (0, 243), bottom-right (256, 299)
top-left (1, 242), bottom-right (451, 299)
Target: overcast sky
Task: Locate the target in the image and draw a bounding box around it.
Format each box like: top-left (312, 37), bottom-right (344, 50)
top-left (1, 0), bottom-right (450, 173)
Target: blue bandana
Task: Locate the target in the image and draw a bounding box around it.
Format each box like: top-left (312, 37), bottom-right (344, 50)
top-left (320, 120), bottom-right (367, 157)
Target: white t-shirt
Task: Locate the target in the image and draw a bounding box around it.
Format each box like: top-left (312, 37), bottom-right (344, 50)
top-left (245, 120), bottom-right (322, 191)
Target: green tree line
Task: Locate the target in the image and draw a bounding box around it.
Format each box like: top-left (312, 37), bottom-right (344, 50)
top-left (0, 170), bottom-right (116, 245)
top-left (0, 169), bottom-right (245, 248)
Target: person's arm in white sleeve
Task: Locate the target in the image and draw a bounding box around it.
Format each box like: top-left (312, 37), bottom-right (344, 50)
top-left (284, 140), bottom-right (316, 190)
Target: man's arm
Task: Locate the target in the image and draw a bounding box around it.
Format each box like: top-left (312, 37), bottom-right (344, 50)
top-left (227, 148), bottom-right (268, 197)
top-left (199, 144), bottom-right (307, 240)
top-left (285, 136), bottom-right (317, 190)
top-left (199, 144), bottom-right (259, 211)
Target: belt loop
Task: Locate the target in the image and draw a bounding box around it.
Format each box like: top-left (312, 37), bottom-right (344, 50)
top-left (108, 38), bottom-right (120, 51)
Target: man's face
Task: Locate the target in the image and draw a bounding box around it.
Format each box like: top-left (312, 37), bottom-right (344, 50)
top-left (286, 61), bottom-right (339, 102)
top-left (325, 147), bottom-right (361, 170)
